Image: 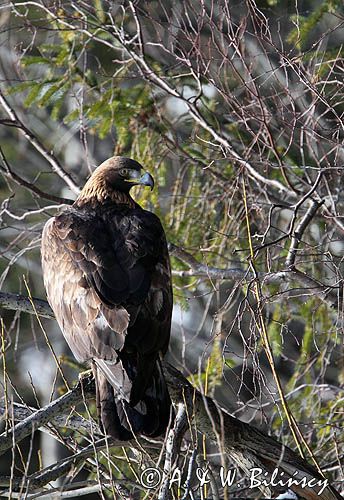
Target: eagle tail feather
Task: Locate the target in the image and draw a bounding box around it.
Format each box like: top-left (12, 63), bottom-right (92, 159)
top-left (129, 355), bottom-right (156, 408)
top-left (93, 357), bottom-right (172, 440)
top-left (92, 364), bottom-right (132, 441)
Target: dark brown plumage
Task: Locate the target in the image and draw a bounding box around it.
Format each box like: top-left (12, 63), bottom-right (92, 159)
top-left (41, 157), bottom-right (173, 440)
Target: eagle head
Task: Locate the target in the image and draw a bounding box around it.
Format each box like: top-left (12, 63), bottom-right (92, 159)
top-left (75, 156), bottom-right (155, 206)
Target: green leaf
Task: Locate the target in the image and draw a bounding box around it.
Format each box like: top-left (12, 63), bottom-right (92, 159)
top-left (24, 83), bottom-right (43, 107)
top-left (267, 304), bottom-right (283, 358)
top-left (94, 0), bottom-right (106, 22)
top-left (55, 47), bottom-right (70, 66)
top-left (97, 117), bottom-right (113, 139)
top-left (224, 358), bottom-right (236, 369)
top-left (51, 95), bottom-right (65, 121)
top-left (288, 0), bottom-right (342, 48)
top-left (20, 55), bottom-right (51, 67)
top-left (6, 81), bottom-right (36, 96)
top-left (63, 108), bottom-right (80, 124)
top-left (38, 81), bottom-right (67, 107)
top-left (87, 90), bottom-right (114, 119)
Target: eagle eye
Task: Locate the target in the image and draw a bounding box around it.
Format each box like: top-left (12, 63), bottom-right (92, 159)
top-left (119, 168), bottom-right (130, 177)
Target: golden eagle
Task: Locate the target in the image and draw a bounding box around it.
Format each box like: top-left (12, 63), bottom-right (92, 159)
top-left (41, 157), bottom-right (172, 440)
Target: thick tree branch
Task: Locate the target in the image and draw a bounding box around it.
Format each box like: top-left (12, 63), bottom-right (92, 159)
top-left (0, 442), bottom-right (132, 499)
top-left (0, 401), bottom-right (101, 436)
top-left (0, 374), bottom-right (95, 456)
top-left (0, 253), bottom-right (341, 327)
top-left (0, 292), bottom-right (54, 319)
top-left (0, 382), bottom-right (132, 498)
top-left (0, 3), bottom-right (342, 499)
top-left (0, 481), bottom-right (110, 499)
top-left (0, 323), bottom-right (342, 498)
top-left (169, 243), bottom-right (248, 280)
top-left (158, 403), bottom-right (188, 500)
top-left (163, 364), bottom-right (343, 500)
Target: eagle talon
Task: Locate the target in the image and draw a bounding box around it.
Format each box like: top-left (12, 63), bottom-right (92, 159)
top-left (76, 370), bottom-right (96, 395)
top-left (78, 369), bottom-right (93, 380)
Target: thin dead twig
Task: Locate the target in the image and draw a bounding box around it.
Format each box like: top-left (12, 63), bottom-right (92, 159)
top-left (286, 200), bottom-right (323, 268)
top-left (0, 90), bottom-right (80, 195)
top-left (0, 147), bottom-right (74, 205)
top-left (169, 244), bottom-right (341, 309)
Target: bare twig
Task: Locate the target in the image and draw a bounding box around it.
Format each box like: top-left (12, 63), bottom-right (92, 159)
top-left (0, 3), bottom-right (343, 498)
top-left (0, 147), bottom-right (74, 205)
top-left (0, 296), bottom-right (342, 498)
top-left (0, 90), bottom-right (80, 195)
top-left (169, 244), bottom-right (341, 309)
top-left (286, 200), bottom-right (323, 268)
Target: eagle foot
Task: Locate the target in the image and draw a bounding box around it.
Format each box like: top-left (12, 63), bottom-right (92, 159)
top-left (76, 369), bottom-right (96, 396)
top-left (78, 369), bottom-right (93, 380)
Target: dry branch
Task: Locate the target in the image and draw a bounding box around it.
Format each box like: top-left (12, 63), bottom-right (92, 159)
top-left (0, 292), bottom-right (54, 319)
top-left (0, 241), bottom-right (341, 321)
top-left (0, 400), bottom-right (101, 436)
top-left (163, 364), bottom-right (343, 500)
top-left (0, 374), bottom-right (95, 457)
top-left (4, 363), bottom-right (338, 498)
top-left (0, 2), bottom-right (342, 498)
top-left (0, 291), bottom-right (342, 497)
top-left (158, 403), bottom-right (188, 500)
top-left (286, 200), bottom-right (323, 268)
top-left (169, 244), bottom-right (342, 309)
top-left (0, 147), bottom-right (74, 205)
top-left (2, 364), bottom-right (342, 498)
top-left (0, 377), bottom-right (132, 498)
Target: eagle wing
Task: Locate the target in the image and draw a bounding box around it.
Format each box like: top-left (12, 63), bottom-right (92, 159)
top-left (41, 206), bottom-right (172, 365)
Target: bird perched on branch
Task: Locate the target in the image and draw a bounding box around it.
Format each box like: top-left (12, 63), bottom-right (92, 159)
top-left (41, 157), bottom-right (173, 440)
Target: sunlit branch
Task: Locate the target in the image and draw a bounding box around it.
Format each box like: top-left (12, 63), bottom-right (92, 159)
top-left (0, 90), bottom-right (80, 195)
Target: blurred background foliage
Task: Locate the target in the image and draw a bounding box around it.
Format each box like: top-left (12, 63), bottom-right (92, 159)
top-left (0, 0), bottom-right (343, 497)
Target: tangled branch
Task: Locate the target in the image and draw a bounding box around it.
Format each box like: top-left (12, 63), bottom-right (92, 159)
top-left (0, 298), bottom-right (342, 498)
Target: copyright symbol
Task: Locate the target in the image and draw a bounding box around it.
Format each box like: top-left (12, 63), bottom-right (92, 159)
top-left (140, 467), bottom-right (161, 488)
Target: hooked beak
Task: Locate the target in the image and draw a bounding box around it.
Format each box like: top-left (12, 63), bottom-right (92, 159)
top-left (139, 171), bottom-right (154, 191)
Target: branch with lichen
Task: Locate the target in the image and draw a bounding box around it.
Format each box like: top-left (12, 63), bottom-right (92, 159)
top-left (0, 373), bottom-right (95, 457)
top-left (0, 299), bottom-right (342, 498)
top-left (163, 363), bottom-right (343, 500)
